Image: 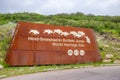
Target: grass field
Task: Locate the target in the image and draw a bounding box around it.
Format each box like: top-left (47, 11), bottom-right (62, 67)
top-left (0, 62), bottom-right (112, 77)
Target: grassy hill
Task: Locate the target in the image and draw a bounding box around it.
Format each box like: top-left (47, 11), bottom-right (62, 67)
top-left (0, 12), bottom-right (120, 66)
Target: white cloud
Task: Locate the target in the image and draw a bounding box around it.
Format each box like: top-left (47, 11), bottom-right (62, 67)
top-left (0, 0), bottom-right (119, 15)
top-left (39, 0), bottom-right (76, 14)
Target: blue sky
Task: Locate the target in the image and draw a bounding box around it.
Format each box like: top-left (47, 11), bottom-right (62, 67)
top-left (0, 0), bottom-right (120, 16)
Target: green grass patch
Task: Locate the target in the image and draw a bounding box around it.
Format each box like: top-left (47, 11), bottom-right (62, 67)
top-left (0, 62), bottom-right (108, 77)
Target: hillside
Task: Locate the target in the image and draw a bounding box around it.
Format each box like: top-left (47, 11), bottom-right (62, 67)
top-left (0, 12), bottom-right (120, 65)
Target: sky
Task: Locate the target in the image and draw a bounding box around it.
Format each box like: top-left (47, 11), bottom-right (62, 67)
top-left (0, 0), bottom-right (120, 16)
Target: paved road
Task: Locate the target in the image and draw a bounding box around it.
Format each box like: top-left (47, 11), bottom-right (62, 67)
top-left (2, 66), bottom-right (120, 80)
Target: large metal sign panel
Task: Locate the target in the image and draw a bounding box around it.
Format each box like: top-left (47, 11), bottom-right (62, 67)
top-left (6, 22), bottom-right (100, 66)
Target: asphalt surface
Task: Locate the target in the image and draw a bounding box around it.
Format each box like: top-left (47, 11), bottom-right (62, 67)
top-left (2, 66), bottom-right (120, 80)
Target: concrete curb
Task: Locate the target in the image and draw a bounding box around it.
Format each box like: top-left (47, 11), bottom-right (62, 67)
top-left (101, 64), bottom-right (120, 66)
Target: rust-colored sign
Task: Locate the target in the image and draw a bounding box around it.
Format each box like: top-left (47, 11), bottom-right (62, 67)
top-left (5, 22), bottom-right (100, 66)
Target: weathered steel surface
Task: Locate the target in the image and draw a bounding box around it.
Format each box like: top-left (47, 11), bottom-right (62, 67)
top-left (5, 22), bottom-right (100, 66)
